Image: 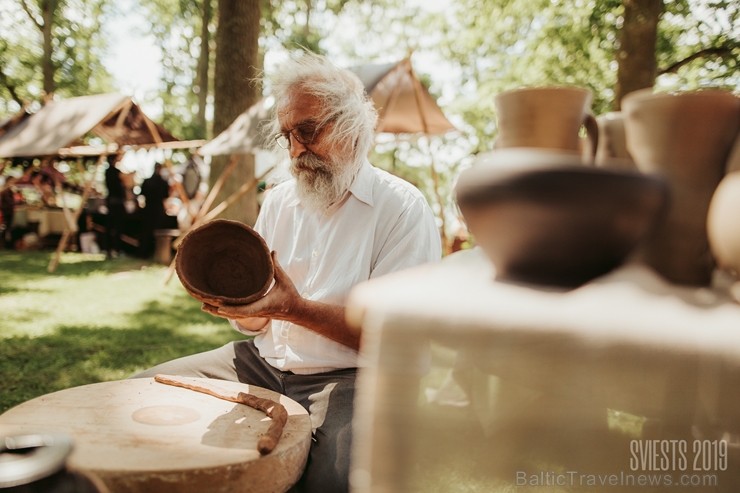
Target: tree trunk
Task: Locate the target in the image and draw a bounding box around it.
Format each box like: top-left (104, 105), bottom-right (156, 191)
top-left (614, 0), bottom-right (663, 109)
top-left (195, 0), bottom-right (212, 139)
top-left (41, 0), bottom-right (56, 97)
top-left (211, 0), bottom-right (261, 224)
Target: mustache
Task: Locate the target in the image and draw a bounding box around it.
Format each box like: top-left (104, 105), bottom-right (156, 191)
top-left (292, 153), bottom-right (331, 174)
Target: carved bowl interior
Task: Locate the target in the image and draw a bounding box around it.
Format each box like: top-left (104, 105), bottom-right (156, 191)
top-left (455, 149), bottom-right (669, 288)
top-left (175, 219), bottom-right (274, 304)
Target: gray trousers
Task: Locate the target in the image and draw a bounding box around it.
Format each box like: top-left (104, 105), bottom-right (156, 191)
top-left (134, 340), bottom-right (356, 493)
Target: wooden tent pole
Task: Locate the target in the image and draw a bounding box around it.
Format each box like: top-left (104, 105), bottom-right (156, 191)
top-left (196, 155), bottom-right (240, 220)
top-left (407, 59), bottom-right (451, 254)
top-left (48, 156), bottom-right (103, 273)
top-left (54, 173), bottom-right (77, 232)
top-left (114, 100), bottom-right (133, 132)
top-left (171, 153), bottom-right (239, 251)
top-left (142, 112), bottom-right (164, 145)
top-left (164, 158), bottom-right (194, 218)
top-left (197, 166), bottom-right (273, 223)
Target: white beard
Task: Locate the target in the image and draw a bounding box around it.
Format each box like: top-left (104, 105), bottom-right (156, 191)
top-left (291, 153), bottom-right (360, 211)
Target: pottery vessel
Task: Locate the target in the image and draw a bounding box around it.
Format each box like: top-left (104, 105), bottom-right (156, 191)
top-left (708, 171), bottom-right (740, 275)
top-left (622, 88), bottom-right (740, 286)
top-left (175, 219), bottom-right (274, 305)
top-left (455, 149), bottom-right (669, 288)
top-left (494, 86), bottom-right (599, 163)
top-left (0, 433), bottom-right (104, 492)
top-left (595, 112), bottom-right (635, 169)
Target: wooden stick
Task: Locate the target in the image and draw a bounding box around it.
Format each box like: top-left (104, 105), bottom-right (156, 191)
top-left (194, 154), bottom-right (240, 222)
top-left (154, 374), bottom-right (288, 455)
top-left (169, 155), bottom-right (239, 252)
top-left (176, 164), bottom-right (275, 248)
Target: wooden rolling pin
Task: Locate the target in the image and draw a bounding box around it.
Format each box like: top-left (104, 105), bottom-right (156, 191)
top-left (154, 374), bottom-right (288, 455)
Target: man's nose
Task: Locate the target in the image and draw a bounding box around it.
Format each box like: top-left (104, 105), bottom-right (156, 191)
top-left (288, 134), bottom-right (307, 159)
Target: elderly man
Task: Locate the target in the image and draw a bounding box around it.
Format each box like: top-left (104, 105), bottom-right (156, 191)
top-left (135, 53), bottom-right (441, 492)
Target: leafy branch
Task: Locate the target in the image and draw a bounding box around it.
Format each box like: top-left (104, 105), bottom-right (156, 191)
top-left (658, 44), bottom-right (739, 75)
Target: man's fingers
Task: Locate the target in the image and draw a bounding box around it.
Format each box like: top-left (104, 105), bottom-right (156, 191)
top-left (201, 303), bottom-right (219, 315)
top-left (271, 251), bottom-right (289, 283)
top-left (202, 302), bottom-right (237, 318)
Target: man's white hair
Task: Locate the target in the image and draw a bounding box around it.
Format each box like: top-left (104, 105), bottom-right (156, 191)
top-left (268, 52), bottom-right (378, 163)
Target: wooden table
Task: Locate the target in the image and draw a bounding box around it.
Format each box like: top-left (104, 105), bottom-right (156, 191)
top-left (0, 378), bottom-right (312, 493)
top-left (346, 248), bottom-right (740, 492)
top-left (13, 206), bottom-right (74, 237)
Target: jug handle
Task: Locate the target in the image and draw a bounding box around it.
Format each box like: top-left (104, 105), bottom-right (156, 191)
top-left (583, 113), bottom-right (599, 163)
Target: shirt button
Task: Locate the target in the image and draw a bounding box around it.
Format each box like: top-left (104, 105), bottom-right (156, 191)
top-left (311, 250), bottom-right (318, 258)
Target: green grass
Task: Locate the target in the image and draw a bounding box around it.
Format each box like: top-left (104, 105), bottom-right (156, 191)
top-left (0, 249), bottom-right (242, 413)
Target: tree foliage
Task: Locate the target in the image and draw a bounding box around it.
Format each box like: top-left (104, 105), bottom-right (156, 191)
top-left (136, 0), bottom-right (215, 140)
top-left (0, 0), bottom-right (736, 230)
top-left (415, 0), bottom-right (737, 150)
top-left (0, 0), bottom-right (114, 116)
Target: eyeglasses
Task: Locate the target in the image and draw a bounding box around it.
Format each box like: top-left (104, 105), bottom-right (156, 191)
top-left (273, 119), bottom-right (329, 150)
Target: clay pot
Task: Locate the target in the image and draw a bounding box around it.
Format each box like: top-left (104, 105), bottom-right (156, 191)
top-left (455, 149), bottom-right (669, 288)
top-left (594, 112), bottom-right (635, 169)
top-left (708, 171), bottom-right (740, 275)
top-left (494, 86), bottom-right (599, 163)
top-left (175, 219), bottom-right (274, 305)
top-left (0, 433), bottom-right (104, 492)
top-left (622, 89), bottom-right (740, 286)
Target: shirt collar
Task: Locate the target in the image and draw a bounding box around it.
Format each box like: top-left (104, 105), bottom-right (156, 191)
top-left (347, 159), bottom-right (374, 207)
top-left (284, 159), bottom-right (375, 210)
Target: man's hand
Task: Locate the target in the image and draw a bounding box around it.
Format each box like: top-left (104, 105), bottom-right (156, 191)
top-left (201, 250), bottom-right (361, 350)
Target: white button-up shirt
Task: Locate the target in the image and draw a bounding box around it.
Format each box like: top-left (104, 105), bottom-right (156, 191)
top-left (231, 160), bottom-right (441, 374)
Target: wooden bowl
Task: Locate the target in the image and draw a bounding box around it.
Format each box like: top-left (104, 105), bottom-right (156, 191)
top-left (455, 149), bottom-right (669, 288)
top-left (175, 219), bottom-right (274, 305)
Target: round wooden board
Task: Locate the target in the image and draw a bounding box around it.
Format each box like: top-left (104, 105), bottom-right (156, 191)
top-left (0, 378), bottom-right (312, 493)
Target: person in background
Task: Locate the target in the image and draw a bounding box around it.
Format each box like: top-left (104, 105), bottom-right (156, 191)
top-left (138, 162), bottom-right (171, 258)
top-left (104, 153), bottom-right (126, 259)
top-left (133, 52), bottom-right (441, 492)
top-left (1, 177), bottom-right (17, 249)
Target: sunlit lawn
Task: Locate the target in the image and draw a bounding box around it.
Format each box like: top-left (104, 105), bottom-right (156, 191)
top-left (0, 249), bottom-right (242, 414)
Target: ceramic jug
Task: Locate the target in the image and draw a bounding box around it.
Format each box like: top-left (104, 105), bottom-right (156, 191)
top-left (708, 171), bottom-right (740, 277)
top-left (494, 86), bottom-right (599, 163)
top-left (622, 88), bottom-right (740, 286)
top-left (595, 112), bottom-right (635, 169)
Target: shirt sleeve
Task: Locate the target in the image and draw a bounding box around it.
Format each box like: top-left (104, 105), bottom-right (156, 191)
top-left (253, 185), bottom-right (278, 241)
top-left (371, 195), bottom-right (442, 279)
top-left (229, 318), bottom-right (270, 336)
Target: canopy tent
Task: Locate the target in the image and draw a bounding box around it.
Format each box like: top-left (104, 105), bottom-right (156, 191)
top-left (353, 58), bottom-right (455, 135)
top-left (198, 97), bottom-right (274, 157)
top-left (0, 93), bottom-right (184, 160)
top-left (198, 57), bottom-right (455, 157)
top-left (0, 93), bottom-right (199, 272)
